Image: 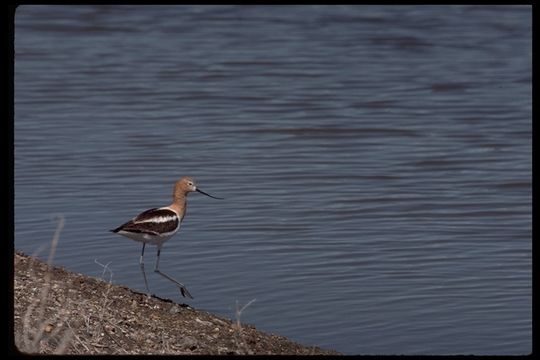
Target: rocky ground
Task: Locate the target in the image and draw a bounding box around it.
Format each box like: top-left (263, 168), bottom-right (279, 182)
top-left (13, 251), bottom-right (341, 355)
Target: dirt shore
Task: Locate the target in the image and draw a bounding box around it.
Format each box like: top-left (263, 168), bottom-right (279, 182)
top-left (13, 251), bottom-right (340, 355)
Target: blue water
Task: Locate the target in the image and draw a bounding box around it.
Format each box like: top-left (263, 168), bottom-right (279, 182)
top-left (14, 5), bottom-right (531, 355)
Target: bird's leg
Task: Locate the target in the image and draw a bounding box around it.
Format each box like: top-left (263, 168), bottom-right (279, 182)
top-left (154, 247), bottom-right (193, 299)
top-left (139, 243), bottom-right (151, 296)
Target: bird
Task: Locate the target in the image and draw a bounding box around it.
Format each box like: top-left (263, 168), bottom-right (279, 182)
top-left (110, 176), bottom-right (223, 299)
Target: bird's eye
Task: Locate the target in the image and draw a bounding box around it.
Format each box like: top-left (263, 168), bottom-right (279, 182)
top-left (188, 182), bottom-right (193, 186)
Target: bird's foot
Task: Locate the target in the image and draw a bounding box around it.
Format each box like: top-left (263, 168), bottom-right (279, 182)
top-left (179, 285), bottom-right (194, 299)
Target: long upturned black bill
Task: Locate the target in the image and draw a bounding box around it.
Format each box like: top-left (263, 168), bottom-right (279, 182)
top-left (196, 188), bottom-right (224, 199)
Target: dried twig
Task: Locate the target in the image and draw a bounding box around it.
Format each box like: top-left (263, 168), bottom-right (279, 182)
top-left (234, 298), bottom-right (256, 355)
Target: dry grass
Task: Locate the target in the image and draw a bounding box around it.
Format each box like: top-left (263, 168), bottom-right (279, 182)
top-left (233, 298), bottom-right (257, 354)
top-left (14, 214), bottom-right (122, 354)
top-left (15, 215), bottom-right (77, 354)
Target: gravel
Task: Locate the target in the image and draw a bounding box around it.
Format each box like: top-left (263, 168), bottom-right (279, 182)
top-left (13, 251), bottom-right (341, 355)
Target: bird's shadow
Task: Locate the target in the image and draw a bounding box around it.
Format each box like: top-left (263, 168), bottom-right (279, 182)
top-left (129, 288), bottom-right (191, 308)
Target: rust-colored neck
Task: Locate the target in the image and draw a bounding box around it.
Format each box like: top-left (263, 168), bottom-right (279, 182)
top-left (170, 182), bottom-right (188, 220)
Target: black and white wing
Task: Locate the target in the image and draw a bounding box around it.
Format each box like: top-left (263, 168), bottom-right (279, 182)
top-left (111, 208), bottom-right (179, 235)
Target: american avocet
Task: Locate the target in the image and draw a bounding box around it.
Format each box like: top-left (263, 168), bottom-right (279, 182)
top-left (110, 176), bottom-right (223, 299)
